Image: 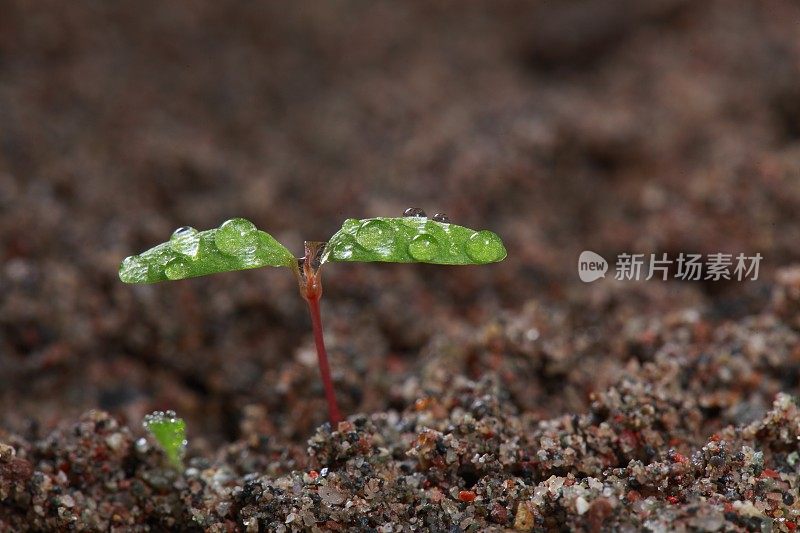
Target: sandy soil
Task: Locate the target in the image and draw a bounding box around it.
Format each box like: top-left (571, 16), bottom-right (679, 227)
top-left (2, 1), bottom-right (800, 530)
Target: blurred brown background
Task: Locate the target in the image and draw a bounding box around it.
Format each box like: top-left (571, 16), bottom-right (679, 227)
top-left (1, 0), bottom-right (799, 444)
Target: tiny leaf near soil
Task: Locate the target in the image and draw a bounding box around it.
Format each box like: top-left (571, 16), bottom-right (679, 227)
top-left (119, 218), bottom-right (295, 283)
top-left (143, 410), bottom-right (187, 470)
top-left (321, 216), bottom-right (507, 265)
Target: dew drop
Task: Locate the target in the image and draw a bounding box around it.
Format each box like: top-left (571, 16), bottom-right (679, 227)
top-left (403, 207), bottom-right (427, 218)
top-left (119, 256), bottom-right (149, 283)
top-left (165, 258), bottom-right (191, 280)
top-left (465, 230), bottom-right (506, 263)
top-left (408, 233), bottom-right (440, 261)
top-left (170, 226), bottom-right (199, 257)
top-left (143, 410), bottom-right (165, 428)
top-left (355, 219), bottom-right (394, 253)
top-left (341, 218), bottom-right (360, 232)
top-left (432, 213), bottom-right (450, 223)
top-left (330, 235), bottom-right (357, 260)
top-left (215, 218), bottom-right (257, 255)
top-left (172, 226), bottom-right (193, 237)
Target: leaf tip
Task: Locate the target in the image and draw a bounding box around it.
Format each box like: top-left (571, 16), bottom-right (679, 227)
top-left (119, 255), bottom-right (147, 284)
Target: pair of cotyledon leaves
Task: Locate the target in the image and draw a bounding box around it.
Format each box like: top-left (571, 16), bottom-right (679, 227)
top-left (119, 216), bottom-right (506, 284)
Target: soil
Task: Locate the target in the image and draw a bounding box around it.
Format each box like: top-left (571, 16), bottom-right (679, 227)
top-left (2, 1), bottom-right (800, 531)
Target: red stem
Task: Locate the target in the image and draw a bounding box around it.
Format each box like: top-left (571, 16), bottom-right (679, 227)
top-left (306, 294), bottom-right (342, 426)
top-left (298, 241), bottom-right (342, 426)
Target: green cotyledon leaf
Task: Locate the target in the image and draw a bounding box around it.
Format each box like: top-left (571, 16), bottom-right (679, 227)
top-left (143, 410), bottom-right (186, 470)
top-left (119, 218), bottom-right (295, 283)
top-left (321, 216), bottom-right (507, 265)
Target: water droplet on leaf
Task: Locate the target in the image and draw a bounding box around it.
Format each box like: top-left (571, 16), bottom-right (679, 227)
top-left (170, 226), bottom-right (199, 257)
top-left (432, 213), bottom-right (450, 223)
top-left (341, 219), bottom-right (360, 232)
top-left (408, 233), bottom-right (440, 261)
top-left (215, 218), bottom-right (257, 255)
top-left (355, 219), bottom-right (394, 253)
top-left (172, 226), bottom-right (193, 237)
top-left (330, 235), bottom-right (356, 260)
top-left (403, 207), bottom-right (427, 218)
top-left (119, 256), bottom-right (149, 283)
top-left (165, 258), bottom-right (191, 280)
top-left (465, 230), bottom-right (506, 263)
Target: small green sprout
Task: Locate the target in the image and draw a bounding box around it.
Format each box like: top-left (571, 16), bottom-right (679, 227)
top-left (143, 410), bottom-right (187, 469)
top-left (121, 208), bottom-right (506, 425)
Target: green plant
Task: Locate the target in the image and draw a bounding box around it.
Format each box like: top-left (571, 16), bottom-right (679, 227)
top-left (143, 410), bottom-right (187, 469)
top-left (120, 209), bottom-right (506, 425)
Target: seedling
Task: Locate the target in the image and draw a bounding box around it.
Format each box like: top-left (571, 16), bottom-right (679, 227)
top-left (143, 410), bottom-right (187, 469)
top-left (120, 209), bottom-right (506, 425)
